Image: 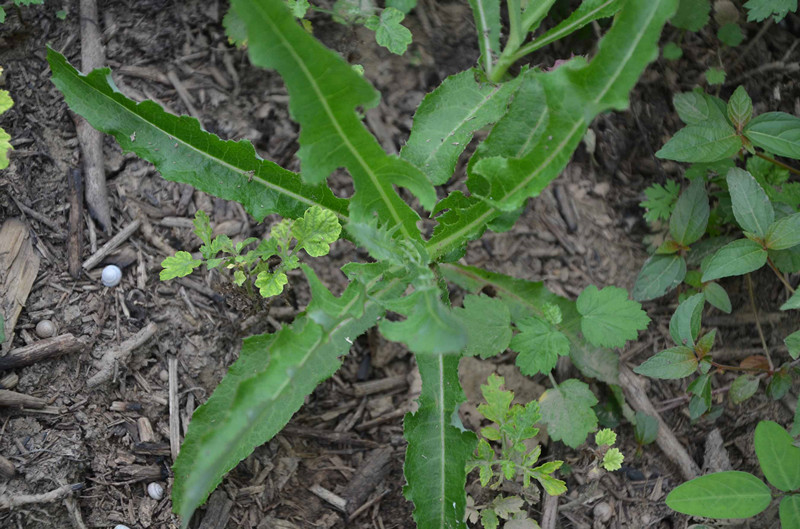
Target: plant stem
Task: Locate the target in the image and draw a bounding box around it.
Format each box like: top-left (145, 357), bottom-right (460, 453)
top-left (547, 372), bottom-right (559, 390)
top-left (746, 273), bottom-right (774, 371)
top-left (766, 257), bottom-right (796, 294)
top-left (755, 151), bottom-right (800, 177)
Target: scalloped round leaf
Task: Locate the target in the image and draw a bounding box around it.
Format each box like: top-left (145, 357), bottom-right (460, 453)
top-left (539, 379), bottom-right (597, 449)
top-left (510, 317), bottom-right (569, 375)
top-left (455, 294), bottom-right (512, 358)
top-left (754, 420), bottom-right (800, 492)
top-left (634, 346), bottom-right (697, 379)
top-left (633, 254), bottom-right (686, 301)
top-left (577, 286), bottom-right (650, 348)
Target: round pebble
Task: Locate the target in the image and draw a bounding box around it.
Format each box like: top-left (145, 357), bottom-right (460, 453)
top-left (147, 482), bottom-right (164, 500)
top-left (35, 320), bottom-right (56, 338)
top-left (158, 370), bottom-right (169, 382)
top-left (114, 525), bottom-right (131, 529)
top-left (593, 501), bottom-right (613, 522)
top-left (101, 265), bottom-right (122, 288)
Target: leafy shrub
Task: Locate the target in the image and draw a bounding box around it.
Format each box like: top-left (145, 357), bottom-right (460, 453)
top-left (48, 0), bottom-right (676, 526)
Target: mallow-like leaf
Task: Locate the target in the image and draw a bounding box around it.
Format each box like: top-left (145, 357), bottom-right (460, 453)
top-left (364, 7), bottom-right (413, 55)
top-left (231, 0), bottom-right (434, 240)
top-left (171, 267), bottom-right (402, 524)
top-left (454, 294), bottom-right (512, 358)
top-left (404, 353), bottom-right (476, 529)
top-left (666, 471), bottom-right (772, 518)
top-left (428, 0), bottom-right (676, 259)
top-left (539, 379), bottom-right (598, 448)
top-left (442, 263), bottom-right (620, 385)
top-left (577, 285), bottom-right (650, 348)
top-left (510, 316), bottom-right (570, 375)
top-left (47, 48), bottom-right (348, 223)
top-left (401, 69), bottom-right (521, 185)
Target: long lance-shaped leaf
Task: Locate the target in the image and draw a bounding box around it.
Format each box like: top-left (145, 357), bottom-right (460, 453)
top-left (467, 0), bottom-right (501, 75)
top-left (441, 263), bottom-right (619, 385)
top-left (427, 0), bottom-right (676, 259)
top-left (231, 0), bottom-right (434, 240)
top-left (46, 48), bottom-right (347, 222)
top-left (171, 266), bottom-right (405, 525)
top-left (404, 353), bottom-right (476, 529)
top-left (400, 69), bottom-right (522, 185)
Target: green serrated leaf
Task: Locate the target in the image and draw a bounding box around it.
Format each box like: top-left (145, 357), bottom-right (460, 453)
top-left (602, 447), bottom-right (624, 471)
top-left (669, 293), bottom-right (704, 347)
top-left (785, 330), bottom-right (800, 359)
top-left (744, 111), bottom-right (800, 159)
top-left (765, 212), bottom-right (800, 250)
top-left (379, 286), bottom-right (466, 355)
top-left (455, 294), bottom-right (512, 358)
top-left (656, 123), bottom-right (740, 162)
top-left (363, 7), bottom-right (412, 55)
top-left (287, 0), bottom-right (309, 17)
top-left (468, 70), bottom-right (547, 171)
top-left (717, 23), bottom-right (744, 46)
top-left (47, 48), bottom-right (347, 223)
top-left (633, 254), bottom-right (687, 301)
top-left (172, 267), bottom-right (395, 523)
top-left (744, 0), bottom-right (797, 22)
top-left (0, 90), bottom-right (12, 170)
top-left (291, 206), bottom-right (341, 257)
top-left (727, 168), bottom-right (774, 238)
top-left (640, 180), bottom-right (681, 223)
top-left (539, 379), bottom-right (598, 448)
top-left (754, 420), bottom-right (800, 491)
top-left (481, 508), bottom-right (500, 529)
top-left (402, 69), bottom-right (521, 185)
top-left (254, 270), bottom-right (288, 297)
top-left (510, 317), bottom-right (569, 375)
top-left (428, 0), bottom-right (676, 259)
top-left (670, 178), bottom-right (709, 246)
top-left (478, 374), bottom-right (513, 424)
top-left (577, 285), bottom-right (650, 348)
top-left (160, 251), bottom-right (203, 280)
top-left (701, 238), bottom-right (768, 282)
top-left (706, 67), bottom-right (727, 85)
top-left (386, 0), bottom-right (417, 13)
top-left (727, 86), bottom-right (752, 129)
top-left (231, 0), bottom-right (434, 239)
top-left (671, 0), bottom-right (710, 30)
top-left (634, 346), bottom-right (697, 379)
top-left (666, 471), bottom-right (771, 518)
top-left (404, 353), bottom-right (476, 529)
top-left (729, 375), bottom-right (760, 404)
top-left (595, 428), bottom-right (616, 447)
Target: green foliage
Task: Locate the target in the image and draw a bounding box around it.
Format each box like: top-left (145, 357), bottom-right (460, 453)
top-left (49, 0), bottom-right (677, 526)
top-left (671, 0), bottom-right (710, 31)
top-left (364, 7), bottom-right (412, 55)
top-left (667, 420), bottom-right (800, 527)
top-left (467, 374), bottom-right (565, 527)
top-left (640, 180), bottom-right (681, 223)
top-left (744, 0), bottom-right (798, 21)
top-left (0, 86), bottom-right (12, 170)
top-left (0, 313), bottom-right (5, 343)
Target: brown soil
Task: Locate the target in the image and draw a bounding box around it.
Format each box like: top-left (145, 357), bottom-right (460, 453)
top-left (0, 1), bottom-right (798, 529)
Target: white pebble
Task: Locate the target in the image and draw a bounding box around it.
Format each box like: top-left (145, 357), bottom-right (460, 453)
top-left (101, 265), bottom-right (122, 287)
top-left (35, 320), bottom-right (56, 338)
top-left (147, 481), bottom-right (164, 500)
top-left (114, 525), bottom-right (131, 529)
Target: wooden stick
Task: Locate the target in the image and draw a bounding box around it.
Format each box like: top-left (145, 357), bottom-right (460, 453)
top-left (81, 218), bottom-right (141, 270)
top-left (87, 322), bottom-right (157, 387)
top-left (77, 0), bottom-right (111, 231)
top-left (0, 482), bottom-right (83, 510)
top-left (0, 333), bottom-right (82, 371)
top-left (619, 365), bottom-right (700, 480)
top-left (0, 390), bottom-right (47, 408)
top-left (68, 168), bottom-right (84, 278)
top-left (168, 354), bottom-right (181, 462)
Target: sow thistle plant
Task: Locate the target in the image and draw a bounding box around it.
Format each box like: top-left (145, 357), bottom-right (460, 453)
top-left (47, 0), bottom-right (676, 526)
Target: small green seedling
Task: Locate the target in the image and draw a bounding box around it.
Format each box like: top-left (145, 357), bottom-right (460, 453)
top-left (0, 71), bottom-right (12, 170)
top-left (466, 374), bottom-right (566, 529)
top-left (667, 420), bottom-right (800, 528)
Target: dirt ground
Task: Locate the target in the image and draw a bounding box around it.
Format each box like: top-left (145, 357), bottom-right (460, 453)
top-left (0, 1), bottom-right (799, 528)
